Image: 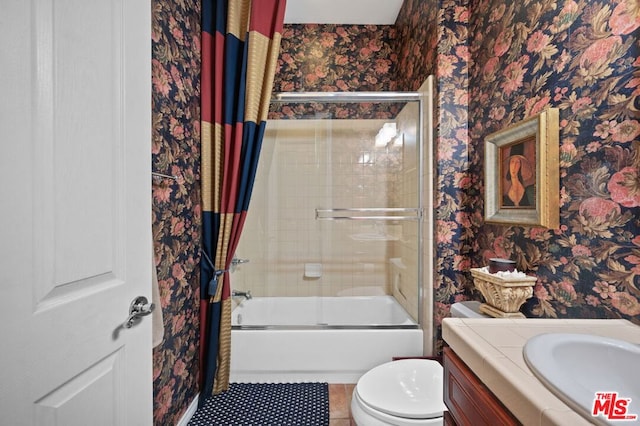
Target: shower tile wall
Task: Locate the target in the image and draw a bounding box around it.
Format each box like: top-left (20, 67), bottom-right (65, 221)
top-left (234, 118), bottom-right (414, 305)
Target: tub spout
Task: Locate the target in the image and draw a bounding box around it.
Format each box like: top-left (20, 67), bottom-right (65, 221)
top-left (232, 289), bottom-right (252, 300)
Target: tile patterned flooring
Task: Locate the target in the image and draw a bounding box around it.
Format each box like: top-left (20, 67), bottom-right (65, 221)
top-left (329, 384), bottom-right (356, 425)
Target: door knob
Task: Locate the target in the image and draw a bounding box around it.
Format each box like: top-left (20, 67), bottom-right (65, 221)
top-left (123, 296), bottom-right (155, 328)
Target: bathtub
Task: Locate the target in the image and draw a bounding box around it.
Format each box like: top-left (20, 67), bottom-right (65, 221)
top-left (229, 296), bottom-right (423, 383)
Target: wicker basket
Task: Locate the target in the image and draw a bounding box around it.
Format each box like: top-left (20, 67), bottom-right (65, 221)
top-left (470, 268), bottom-right (537, 318)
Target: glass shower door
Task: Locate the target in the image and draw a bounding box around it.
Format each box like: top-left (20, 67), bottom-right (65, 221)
top-left (232, 93), bottom-right (423, 326)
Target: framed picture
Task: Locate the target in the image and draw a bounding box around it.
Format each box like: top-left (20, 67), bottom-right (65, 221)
top-left (484, 108), bottom-right (559, 228)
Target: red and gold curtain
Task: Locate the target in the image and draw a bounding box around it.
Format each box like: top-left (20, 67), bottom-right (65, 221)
top-left (200, 0), bottom-right (286, 397)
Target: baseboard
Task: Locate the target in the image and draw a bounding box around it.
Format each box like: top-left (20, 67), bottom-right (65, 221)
top-left (176, 393), bottom-right (199, 426)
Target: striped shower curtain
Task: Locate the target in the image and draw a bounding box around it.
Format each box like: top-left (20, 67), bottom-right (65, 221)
top-left (200, 0), bottom-right (286, 397)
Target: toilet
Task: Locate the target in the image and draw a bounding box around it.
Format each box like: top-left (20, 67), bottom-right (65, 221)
top-left (350, 301), bottom-right (489, 425)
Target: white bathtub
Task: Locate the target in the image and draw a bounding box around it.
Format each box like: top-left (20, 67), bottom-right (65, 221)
top-left (230, 296), bottom-right (423, 383)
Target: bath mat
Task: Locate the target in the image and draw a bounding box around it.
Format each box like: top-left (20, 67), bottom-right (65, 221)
top-left (189, 382), bottom-right (329, 426)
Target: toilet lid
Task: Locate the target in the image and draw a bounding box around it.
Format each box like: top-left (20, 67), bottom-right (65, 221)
top-left (356, 359), bottom-right (445, 419)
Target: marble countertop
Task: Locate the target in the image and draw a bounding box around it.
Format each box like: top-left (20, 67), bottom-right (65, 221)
top-left (442, 318), bottom-right (640, 426)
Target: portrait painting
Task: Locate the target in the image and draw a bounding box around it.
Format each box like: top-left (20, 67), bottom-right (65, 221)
top-left (499, 136), bottom-right (536, 209)
top-left (484, 108), bottom-right (559, 228)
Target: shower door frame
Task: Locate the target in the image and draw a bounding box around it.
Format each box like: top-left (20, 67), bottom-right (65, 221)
top-left (270, 91), bottom-right (428, 331)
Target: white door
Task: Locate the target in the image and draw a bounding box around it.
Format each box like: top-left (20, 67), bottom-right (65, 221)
top-left (0, 0), bottom-right (152, 425)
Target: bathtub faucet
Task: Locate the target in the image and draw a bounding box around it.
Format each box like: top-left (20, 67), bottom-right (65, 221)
top-left (232, 289), bottom-right (252, 300)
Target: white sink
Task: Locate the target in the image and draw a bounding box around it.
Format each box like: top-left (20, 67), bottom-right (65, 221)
top-left (524, 333), bottom-right (640, 425)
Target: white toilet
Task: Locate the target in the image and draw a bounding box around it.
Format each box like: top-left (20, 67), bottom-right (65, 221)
top-left (350, 301), bottom-right (488, 425)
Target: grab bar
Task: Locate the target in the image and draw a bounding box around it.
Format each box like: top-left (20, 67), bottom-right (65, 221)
top-left (315, 208), bottom-right (421, 221)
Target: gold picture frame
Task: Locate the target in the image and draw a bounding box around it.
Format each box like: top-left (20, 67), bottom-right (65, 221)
top-left (484, 108), bottom-right (559, 228)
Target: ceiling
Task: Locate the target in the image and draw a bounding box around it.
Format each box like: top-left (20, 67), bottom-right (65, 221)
top-left (283, 0), bottom-right (404, 25)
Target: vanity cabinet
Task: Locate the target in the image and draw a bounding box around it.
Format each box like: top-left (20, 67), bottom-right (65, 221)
top-left (443, 347), bottom-right (521, 426)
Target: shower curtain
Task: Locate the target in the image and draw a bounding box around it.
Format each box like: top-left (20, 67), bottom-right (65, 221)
top-left (200, 0), bottom-right (286, 397)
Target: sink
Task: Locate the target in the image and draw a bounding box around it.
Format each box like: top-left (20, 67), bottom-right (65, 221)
top-left (524, 333), bottom-right (640, 425)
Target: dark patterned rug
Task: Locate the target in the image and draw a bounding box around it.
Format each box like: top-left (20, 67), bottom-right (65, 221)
top-left (189, 382), bottom-right (329, 426)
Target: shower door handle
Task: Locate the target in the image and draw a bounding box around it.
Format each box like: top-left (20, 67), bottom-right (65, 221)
top-left (123, 296), bottom-right (155, 328)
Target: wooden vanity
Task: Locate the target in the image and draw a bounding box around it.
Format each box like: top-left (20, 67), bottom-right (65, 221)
top-left (443, 346), bottom-right (519, 425)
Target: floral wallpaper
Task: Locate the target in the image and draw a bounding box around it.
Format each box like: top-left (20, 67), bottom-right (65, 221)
top-left (468, 0), bottom-right (640, 323)
top-left (274, 24), bottom-right (398, 93)
top-left (270, 24), bottom-right (400, 119)
top-left (151, 0), bottom-right (201, 424)
top-left (392, 0), bottom-right (440, 92)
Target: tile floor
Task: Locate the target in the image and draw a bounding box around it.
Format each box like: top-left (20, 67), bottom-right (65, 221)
top-left (329, 384), bottom-right (356, 425)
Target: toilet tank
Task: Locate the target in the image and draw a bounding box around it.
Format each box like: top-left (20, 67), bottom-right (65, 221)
top-left (450, 301), bottom-right (488, 318)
